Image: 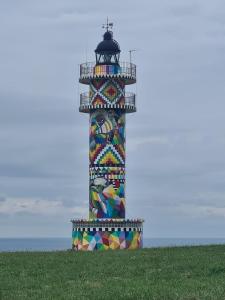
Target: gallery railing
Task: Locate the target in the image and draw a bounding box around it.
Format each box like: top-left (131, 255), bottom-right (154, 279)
top-left (79, 62), bottom-right (136, 83)
top-left (80, 92), bottom-right (136, 107)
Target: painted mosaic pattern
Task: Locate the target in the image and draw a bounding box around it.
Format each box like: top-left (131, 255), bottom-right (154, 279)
top-left (89, 109), bottom-right (125, 219)
top-left (89, 78), bottom-right (125, 106)
top-left (94, 65), bottom-right (121, 77)
top-left (72, 231), bottom-right (142, 251)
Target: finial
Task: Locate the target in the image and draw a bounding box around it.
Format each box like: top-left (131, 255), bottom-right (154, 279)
top-left (102, 17), bottom-right (113, 31)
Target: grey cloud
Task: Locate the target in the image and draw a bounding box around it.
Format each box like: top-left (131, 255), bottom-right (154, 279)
top-left (0, 196), bottom-right (6, 203)
top-left (1, 0), bottom-right (225, 237)
top-left (168, 2), bottom-right (201, 17)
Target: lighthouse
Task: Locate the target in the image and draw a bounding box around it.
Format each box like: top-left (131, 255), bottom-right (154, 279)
top-left (72, 22), bottom-right (144, 250)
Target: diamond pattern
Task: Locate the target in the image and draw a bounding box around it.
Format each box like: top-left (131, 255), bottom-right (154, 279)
top-left (102, 81), bottom-right (119, 103)
top-left (90, 78), bottom-right (125, 105)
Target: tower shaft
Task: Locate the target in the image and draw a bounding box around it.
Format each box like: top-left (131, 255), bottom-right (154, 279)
top-left (89, 77), bottom-right (126, 219)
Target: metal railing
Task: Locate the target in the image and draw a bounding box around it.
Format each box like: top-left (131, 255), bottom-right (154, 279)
top-left (80, 92), bottom-right (90, 106)
top-left (124, 92), bottom-right (136, 106)
top-left (79, 62), bottom-right (136, 79)
top-left (80, 92), bottom-right (136, 107)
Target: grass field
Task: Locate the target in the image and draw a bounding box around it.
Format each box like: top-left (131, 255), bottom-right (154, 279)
top-left (1, 245), bottom-right (225, 299)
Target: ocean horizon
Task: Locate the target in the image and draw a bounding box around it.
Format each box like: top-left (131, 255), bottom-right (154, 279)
top-left (0, 237), bottom-right (225, 252)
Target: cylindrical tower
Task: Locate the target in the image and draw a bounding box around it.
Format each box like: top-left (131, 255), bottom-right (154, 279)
top-left (72, 26), bottom-right (144, 251)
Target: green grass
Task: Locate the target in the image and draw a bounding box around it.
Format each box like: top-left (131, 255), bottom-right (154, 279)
top-left (1, 245), bottom-right (225, 299)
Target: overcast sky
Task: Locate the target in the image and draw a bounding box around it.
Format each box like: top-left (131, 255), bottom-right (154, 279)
top-left (1, 0), bottom-right (225, 238)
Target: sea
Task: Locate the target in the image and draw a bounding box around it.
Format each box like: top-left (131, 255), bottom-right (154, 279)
top-left (0, 238), bottom-right (225, 252)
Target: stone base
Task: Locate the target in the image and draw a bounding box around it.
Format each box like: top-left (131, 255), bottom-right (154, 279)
top-left (71, 219), bottom-right (144, 251)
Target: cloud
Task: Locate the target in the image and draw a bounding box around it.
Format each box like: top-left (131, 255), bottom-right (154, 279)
top-left (0, 196), bottom-right (86, 217)
top-left (127, 135), bottom-right (170, 151)
top-left (1, 0), bottom-right (225, 237)
top-left (175, 204), bottom-right (225, 219)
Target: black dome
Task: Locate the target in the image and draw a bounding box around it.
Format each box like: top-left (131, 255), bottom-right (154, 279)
top-left (95, 31), bottom-right (120, 54)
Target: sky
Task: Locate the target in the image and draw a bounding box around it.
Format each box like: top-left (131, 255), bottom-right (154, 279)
top-left (0, 0), bottom-right (225, 238)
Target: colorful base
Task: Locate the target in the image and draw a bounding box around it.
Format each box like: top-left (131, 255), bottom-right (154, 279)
top-left (71, 219), bottom-right (143, 251)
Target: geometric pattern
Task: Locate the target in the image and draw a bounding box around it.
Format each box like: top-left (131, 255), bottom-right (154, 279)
top-left (89, 109), bottom-right (126, 219)
top-left (102, 80), bottom-right (120, 102)
top-left (114, 144), bottom-right (125, 162)
top-left (72, 230), bottom-right (142, 251)
top-left (89, 110), bottom-right (125, 139)
top-left (89, 166), bottom-right (125, 180)
top-left (89, 181), bottom-right (125, 219)
top-left (90, 78), bottom-right (125, 106)
top-left (93, 144), bottom-right (125, 165)
top-left (93, 64), bottom-right (121, 77)
top-left (90, 144), bottom-right (104, 164)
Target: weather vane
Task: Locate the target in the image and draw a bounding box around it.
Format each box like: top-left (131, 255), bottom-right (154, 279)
top-left (102, 17), bottom-right (113, 31)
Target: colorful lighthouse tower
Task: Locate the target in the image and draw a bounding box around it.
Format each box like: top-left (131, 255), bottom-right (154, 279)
top-left (72, 22), bottom-right (144, 250)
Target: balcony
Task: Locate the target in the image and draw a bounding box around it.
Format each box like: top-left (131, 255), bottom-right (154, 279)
top-left (79, 92), bottom-right (136, 113)
top-left (79, 62), bottom-right (136, 85)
